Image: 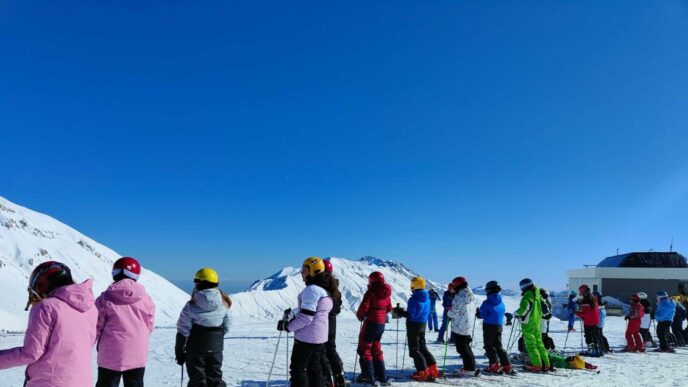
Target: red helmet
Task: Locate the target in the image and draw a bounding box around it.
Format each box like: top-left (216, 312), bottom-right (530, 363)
top-left (630, 293), bottom-right (640, 302)
top-left (368, 271), bottom-right (385, 284)
top-left (323, 259), bottom-right (333, 274)
top-left (29, 261), bottom-right (73, 296)
top-left (112, 257), bottom-right (141, 281)
top-left (451, 276), bottom-right (467, 288)
top-left (578, 284), bottom-right (590, 294)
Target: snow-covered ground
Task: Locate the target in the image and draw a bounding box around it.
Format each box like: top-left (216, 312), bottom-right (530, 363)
top-left (2, 304), bottom-right (688, 386)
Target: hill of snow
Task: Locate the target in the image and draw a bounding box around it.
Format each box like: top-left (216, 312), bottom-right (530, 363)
top-left (0, 196), bottom-right (188, 331)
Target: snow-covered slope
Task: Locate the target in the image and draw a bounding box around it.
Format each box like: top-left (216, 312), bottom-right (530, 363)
top-left (231, 256), bottom-right (447, 320)
top-left (0, 196), bottom-right (188, 331)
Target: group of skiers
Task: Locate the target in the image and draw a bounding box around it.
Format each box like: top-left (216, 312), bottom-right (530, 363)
top-left (0, 258), bottom-right (233, 387)
top-left (2, 255), bottom-right (688, 387)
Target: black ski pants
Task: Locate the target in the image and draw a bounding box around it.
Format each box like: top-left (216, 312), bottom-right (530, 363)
top-left (640, 327), bottom-right (654, 345)
top-left (290, 339), bottom-right (324, 387)
top-left (406, 321), bottom-right (436, 372)
top-left (186, 352), bottom-right (226, 387)
top-left (96, 367), bottom-right (145, 387)
top-left (657, 321), bottom-right (673, 351)
top-left (452, 333), bottom-right (476, 371)
top-left (321, 334), bottom-right (344, 380)
top-left (583, 325), bottom-right (604, 352)
top-left (482, 324), bottom-right (509, 366)
top-left (671, 321), bottom-right (686, 346)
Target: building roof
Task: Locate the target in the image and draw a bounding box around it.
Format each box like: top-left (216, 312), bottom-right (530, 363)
top-left (597, 252), bottom-right (687, 268)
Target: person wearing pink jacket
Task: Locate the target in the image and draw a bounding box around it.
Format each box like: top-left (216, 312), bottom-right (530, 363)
top-left (0, 261), bottom-right (98, 387)
top-left (96, 257), bottom-right (156, 387)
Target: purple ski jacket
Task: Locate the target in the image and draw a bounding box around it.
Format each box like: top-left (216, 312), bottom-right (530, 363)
top-left (288, 284), bottom-right (333, 344)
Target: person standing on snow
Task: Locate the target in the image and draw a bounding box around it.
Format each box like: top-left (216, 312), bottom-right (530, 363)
top-left (575, 284), bottom-right (604, 357)
top-left (96, 257), bottom-right (155, 387)
top-left (624, 293), bottom-right (645, 352)
top-left (592, 291), bottom-right (610, 352)
top-left (175, 268), bottom-right (232, 387)
top-left (355, 271), bottom-right (393, 386)
top-left (670, 297), bottom-right (686, 347)
top-left (476, 281), bottom-right (513, 374)
top-left (539, 288), bottom-right (555, 350)
top-left (654, 291), bottom-right (676, 352)
top-left (320, 259), bottom-right (346, 387)
top-left (0, 261), bottom-right (98, 387)
top-left (436, 284), bottom-right (455, 343)
top-left (428, 289), bottom-right (440, 332)
top-left (637, 292), bottom-right (655, 347)
top-left (393, 276), bottom-right (439, 382)
top-left (566, 291), bottom-right (577, 332)
top-left (515, 278), bottom-right (551, 372)
top-left (446, 276), bottom-right (477, 374)
top-left (277, 257), bottom-right (337, 387)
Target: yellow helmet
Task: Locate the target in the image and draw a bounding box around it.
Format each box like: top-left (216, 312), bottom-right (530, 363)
top-left (194, 267), bottom-right (219, 284)
top-left (410, 276), bottom-right (426, 291)
top-left (302, 257), bottom-right (325, 277)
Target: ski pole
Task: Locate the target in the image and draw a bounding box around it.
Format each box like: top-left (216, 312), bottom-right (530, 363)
top-left (441, 322), bottom-right (450, 376)
top-left (395, 303), bottom-right (400, 371)
top-left (180, 364), bottom-right (184, 387)
top-left (506, 317), bottom-right (516, 352)
top-left (564, 328), bottom-right (570, 352)
top-left (285, 331), bottom-right (289, 386)
top-left (352, 319), bottom-right (364, 383)
top-left (267, 330), bottom-right (284, 386)
top-left (579, 318), bottom-right (585, 352)
top-left (401, 329), bottom-right (408, 373)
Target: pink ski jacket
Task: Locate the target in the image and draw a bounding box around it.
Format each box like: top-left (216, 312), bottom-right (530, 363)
top-left (96, 278), bottom-right (155, 371)
top-left (0, 280), bottom-right (98, 387)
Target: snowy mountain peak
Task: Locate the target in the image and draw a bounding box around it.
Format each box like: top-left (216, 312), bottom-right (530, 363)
top-left (230, 256), bottom-right (443, 321)
top-left (0, 196), bottom-right (188, 331)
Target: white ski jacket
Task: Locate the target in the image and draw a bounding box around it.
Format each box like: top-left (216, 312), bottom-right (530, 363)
top-left (447, 287), bottom-right (475, 336)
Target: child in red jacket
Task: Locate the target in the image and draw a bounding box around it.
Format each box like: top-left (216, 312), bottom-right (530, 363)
top-left (625, 293), bottom-right (645, 352)
top-left (575, 285), bottom-right (604, 356)
top-left (356, 271), bottom-right (393, 386)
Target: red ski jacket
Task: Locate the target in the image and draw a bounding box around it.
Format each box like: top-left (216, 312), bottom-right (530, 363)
top-left (576, 295), bottom-right (600, 327)
top-left (356, 283), bottom-right (392, 323)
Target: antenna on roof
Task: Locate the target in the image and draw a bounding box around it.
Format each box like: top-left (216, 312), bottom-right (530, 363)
top-left (616, 248), bottom-right (619, 256)
top-left (670, 236), bottom-right (674, 253)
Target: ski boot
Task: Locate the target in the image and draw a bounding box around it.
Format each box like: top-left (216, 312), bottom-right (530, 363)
top-left (355, 374), bottom-right (376, 385)
top-left (523, 365), bottom-right (542, 373)
top-left (333, 373), bottom-right (348, 387)
top-left (411, 370), bottom-right (432, 382)
top-left (427, 364), bottom-right (441, 380)
top-left (502, 364), bottom-right (516, 375)
top-left (485, 363), bottom-right (501, 374)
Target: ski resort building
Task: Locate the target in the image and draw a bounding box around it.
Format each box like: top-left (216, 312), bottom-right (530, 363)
top-left (566, 252), bottom-right (688, 302)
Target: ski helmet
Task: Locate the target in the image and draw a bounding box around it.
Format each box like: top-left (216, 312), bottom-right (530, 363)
top-left (194, 268), bottom-right (219, 284)
top-left (540, 288), bottom-right (550, 299)
top-left (29, 261), bottom-right (73, 297)
top-left (451, 276), bottom-right (467, 288)
top-left (112, 257), bottom-right (141, 281)
top-left (485, 280), bottom-right (501, 294)
top-left (519, 278), bottom-right (534, 291)
top-left (369, 271), bottom-right (385, 284)
top-left (637, 292), bottom-right (648, 300)
top-left (302, 257), bottom-right (325, 277)
top-left (578, 284), bottom-right (591, 294)
top-left (323, 259), bottom-right (333, 274)
top-left (410, 276), bottom-right (426, 291)
top-left (656, 291), bottom-right (669, 300)
top-left (630, 293), bottom-right (640, 302)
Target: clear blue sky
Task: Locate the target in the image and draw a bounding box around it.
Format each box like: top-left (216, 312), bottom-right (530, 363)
top-left (1, 1), bottom-right (687, 290)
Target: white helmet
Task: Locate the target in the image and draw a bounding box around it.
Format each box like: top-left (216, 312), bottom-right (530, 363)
top-left (637, 292), bottom-right (648, 300)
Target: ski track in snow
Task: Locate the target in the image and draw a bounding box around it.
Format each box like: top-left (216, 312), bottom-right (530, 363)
top-left (2, 310), bottom-right (688, 385)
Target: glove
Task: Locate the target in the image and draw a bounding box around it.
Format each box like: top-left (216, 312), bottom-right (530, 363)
top-left (174, 332), bottom-right (186, 365)
top-left (624, 315), bottom-right (629, 321)
top-left (393, 306), bottom-right (407, 318)
top-left (475, 307), bottom-right (481, 319)
top-left (277, 320), bottom-right (290, 332)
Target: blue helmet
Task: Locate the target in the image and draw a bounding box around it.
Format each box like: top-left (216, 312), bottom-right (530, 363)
top-left (519, 278), bottom-right (534, 291)
top-left (657, 291), bottom-right (669, 300)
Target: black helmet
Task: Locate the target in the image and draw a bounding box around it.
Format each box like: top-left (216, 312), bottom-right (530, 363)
top-left (519, 278), bottom-right (534, 291)
top-left (29, 261), bottom-right (74, 297)
top-left (485, 280), bottom-right (501, 294)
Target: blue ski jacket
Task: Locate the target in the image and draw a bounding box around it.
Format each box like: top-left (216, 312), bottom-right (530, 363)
top-left (442, 291), bottom-right (454, 311)
top-left (479, 293), bottom-right (505, 326)
top-left (407, 289), bottom-right (431, 323)
top-left (655, 298), bottom-right (676, 322)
